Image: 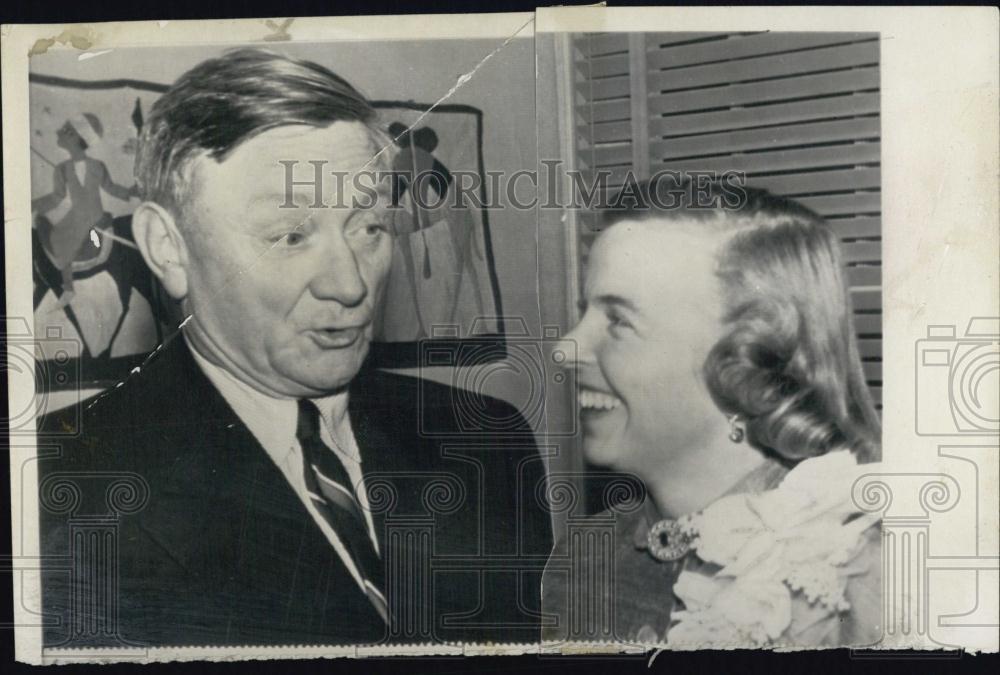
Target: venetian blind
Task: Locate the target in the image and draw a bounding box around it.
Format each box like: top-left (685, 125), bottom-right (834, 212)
top-left (572, 31), bottom-right (883, 408)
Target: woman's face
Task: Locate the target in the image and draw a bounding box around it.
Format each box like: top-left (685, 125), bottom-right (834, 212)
top-left (564, 218), bottom-right (728, 477)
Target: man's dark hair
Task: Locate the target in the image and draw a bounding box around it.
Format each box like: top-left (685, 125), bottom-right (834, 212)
top-left (135, 47), bottom-right (378, 216)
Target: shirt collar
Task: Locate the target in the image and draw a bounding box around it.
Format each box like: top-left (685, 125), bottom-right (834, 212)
top-left (185, 335), bottom-right (355, 461)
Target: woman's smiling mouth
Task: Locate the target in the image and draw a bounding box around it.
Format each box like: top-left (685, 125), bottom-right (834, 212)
top-left (578, 387), bottom-right (623, 412)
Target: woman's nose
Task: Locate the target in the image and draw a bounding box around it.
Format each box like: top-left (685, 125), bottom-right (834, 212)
top-left (560, 321), bottom-right (596, 366)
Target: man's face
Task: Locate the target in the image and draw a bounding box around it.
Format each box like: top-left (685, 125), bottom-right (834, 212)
top-left (564, 219), bottom-right (727, 477)
top-left (179, 121), bottom-right (393, 398)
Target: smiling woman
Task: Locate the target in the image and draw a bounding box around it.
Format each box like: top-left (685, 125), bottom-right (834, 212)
top-left (566, 221), bottom-right (731, 479)
top-left (541, 178), bottom-right (883, 648)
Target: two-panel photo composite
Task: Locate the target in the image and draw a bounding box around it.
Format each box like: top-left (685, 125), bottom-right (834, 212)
top-left (2, 5), bottom-right (998, 668)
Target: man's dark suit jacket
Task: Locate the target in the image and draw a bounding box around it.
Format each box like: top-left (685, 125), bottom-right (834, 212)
top-left (37, 336), bottom-right (552, 648)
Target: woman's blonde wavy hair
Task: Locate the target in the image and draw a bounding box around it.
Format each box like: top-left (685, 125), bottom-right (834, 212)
top-left (600, 178), bottom-right (881, 464)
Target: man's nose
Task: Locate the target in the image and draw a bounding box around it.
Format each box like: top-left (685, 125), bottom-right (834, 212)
top-left (309, 237), bottom-right (368, 307)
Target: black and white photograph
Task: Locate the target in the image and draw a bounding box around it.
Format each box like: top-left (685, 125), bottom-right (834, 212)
top-left (537, 29), bottom-right (886, 648)
top-left (24, 29), bottom-right (555, 650)
top-left (2, 5), bottom-right (998, 665)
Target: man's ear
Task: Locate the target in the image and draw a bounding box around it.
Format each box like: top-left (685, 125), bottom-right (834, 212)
top-left (131, 202), bottom-right (189, 300)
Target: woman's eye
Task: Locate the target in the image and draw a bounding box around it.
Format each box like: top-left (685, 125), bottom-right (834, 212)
top-left (607, 310), bottom-right (634, 333)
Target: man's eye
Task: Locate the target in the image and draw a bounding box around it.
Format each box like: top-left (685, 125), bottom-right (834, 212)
top-left (274, 231), bottom-right (306, 246)
top-left (352, 218), bottom-right (390, 240)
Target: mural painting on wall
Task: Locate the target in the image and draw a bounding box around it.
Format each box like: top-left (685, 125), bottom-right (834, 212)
top-left (376, 106), bottom-right (501, 346)
top-left (29, 76), bottom-right (505, 392)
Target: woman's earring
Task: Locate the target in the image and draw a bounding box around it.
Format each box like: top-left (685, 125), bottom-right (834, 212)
top-left (728, 414), bottom-right (745, 443)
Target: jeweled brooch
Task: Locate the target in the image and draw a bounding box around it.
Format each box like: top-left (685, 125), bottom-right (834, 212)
top-left (646, 518), bottom-right (696, 562)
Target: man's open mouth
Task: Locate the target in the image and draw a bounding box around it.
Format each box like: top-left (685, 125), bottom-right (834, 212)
top-left (308, 326), bottom-right (365, 349)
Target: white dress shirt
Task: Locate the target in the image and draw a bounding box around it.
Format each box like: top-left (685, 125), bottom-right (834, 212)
top-left (187, 339), bottom-right (379, 593)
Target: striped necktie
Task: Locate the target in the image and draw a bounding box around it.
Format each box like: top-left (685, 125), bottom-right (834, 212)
top-left (296, 399), bottom-right (388, 624)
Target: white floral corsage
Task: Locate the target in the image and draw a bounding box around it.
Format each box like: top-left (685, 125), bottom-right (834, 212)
top-left (665, 450), bottom-right (880, 647)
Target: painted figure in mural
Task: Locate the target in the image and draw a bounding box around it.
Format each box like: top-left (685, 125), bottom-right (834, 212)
top-left (31, 113), bottom-right (138, 310)
top-left (389, 122), bottom-right (453, 226)
top-left (379, 121), bottom-right (486, 340)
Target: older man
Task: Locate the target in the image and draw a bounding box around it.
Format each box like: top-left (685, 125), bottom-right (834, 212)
top-left (37, 48), bottom-right (551, 648)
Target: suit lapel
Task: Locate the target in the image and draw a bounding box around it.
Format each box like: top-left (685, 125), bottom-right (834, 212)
top-left (348, 367), bottom-right (410, 473)
top-left (143, 338), bottom-right (382, 627)
top-left (348, 368), bottom-right (396, 545)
